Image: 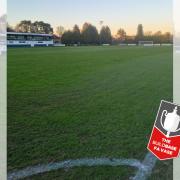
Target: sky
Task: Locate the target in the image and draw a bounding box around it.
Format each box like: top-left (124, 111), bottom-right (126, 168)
top-left (7, 0), bottom-right (173, 36)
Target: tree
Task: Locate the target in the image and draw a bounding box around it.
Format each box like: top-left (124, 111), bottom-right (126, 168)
top-left (153, 31), bottom-right (162, 43)
top-left (144, 31), bottom-right (152, 36)
top-left (7, 23), bottom-right (15, 32)
top-left (61, 25), bottom-right (81, 45)
top-left (154, 31), bottom-right (162, 36)
top-left (82, 22), bottom-right (89, 32)
top-left (32, 21), bottom-right (53, 34)
top-left (72, 24), bottom-right (81, 44)
top-left (116, 28), bottom-right (126, 42)
top-left (136, 24), bottom-right (144, 41)
top-left (142, 31), bottom-right (172, 43)
top-left (61, 30), bottom-right (74, 45)
top-left (15, 20), bottom-right (53, 34)
top-left (163, 32), bottom-right (172, 43)
top-left (81, 23), bottom-right (99, 44)
top-left (56, 26), bottom-right (64, 37)
top-left (15, 20), bottom-right (32, 33)
top-left (99, 26), bottom-right (112, 44)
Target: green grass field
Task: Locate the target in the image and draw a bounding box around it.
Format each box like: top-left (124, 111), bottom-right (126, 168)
top-left (8, 46), bottom-right (172, 179)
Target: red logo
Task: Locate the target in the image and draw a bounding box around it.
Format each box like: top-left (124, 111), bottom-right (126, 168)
top-left (147, 100), bottom-right (180, 160)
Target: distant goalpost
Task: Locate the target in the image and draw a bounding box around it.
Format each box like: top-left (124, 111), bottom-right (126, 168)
top-left (138, 41), bottom-right (154, 46)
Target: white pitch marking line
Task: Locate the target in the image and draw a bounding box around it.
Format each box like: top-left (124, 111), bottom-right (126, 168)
top-left (132, 152), bottom-right (157, 180)
top-left (8, 153), bottom-right (157, 180)
top-left (8, 158), bottom-right (142, 180)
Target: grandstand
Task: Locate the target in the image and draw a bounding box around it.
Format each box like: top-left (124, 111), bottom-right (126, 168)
top-left (7, 32), bottom-right (53, 47)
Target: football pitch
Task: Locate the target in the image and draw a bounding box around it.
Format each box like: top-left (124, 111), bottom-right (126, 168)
top-left (8, 46), bottom-right (172, 179)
